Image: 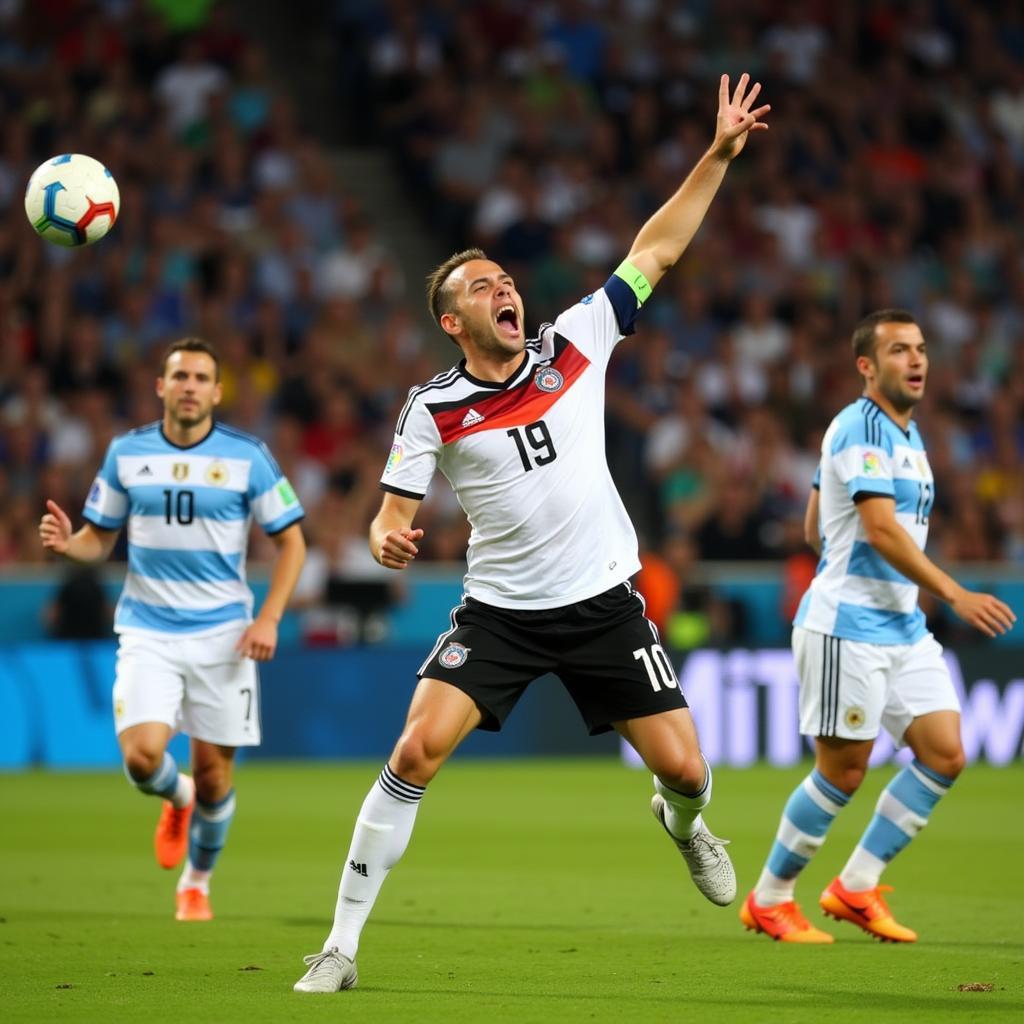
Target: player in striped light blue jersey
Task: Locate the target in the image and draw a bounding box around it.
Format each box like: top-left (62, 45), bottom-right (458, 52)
top-left (40, 338), bottom-right (306, 922)
top-left (741, 309), bottom-right (1015, 944)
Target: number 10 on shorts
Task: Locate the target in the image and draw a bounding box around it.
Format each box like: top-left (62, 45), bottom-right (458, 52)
top-left (633, 644), bottom-right (678, 691)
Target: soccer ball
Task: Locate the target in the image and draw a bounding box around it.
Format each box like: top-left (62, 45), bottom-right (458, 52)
top-left (24, 153), bottom-right (120, 247)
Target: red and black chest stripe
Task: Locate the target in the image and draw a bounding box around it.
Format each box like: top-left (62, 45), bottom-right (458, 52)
top-left (428, 335), bottom-right (590, 445)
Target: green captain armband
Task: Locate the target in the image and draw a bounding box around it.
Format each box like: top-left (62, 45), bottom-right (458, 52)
top-left (613, 259), bottom-right (652, 307)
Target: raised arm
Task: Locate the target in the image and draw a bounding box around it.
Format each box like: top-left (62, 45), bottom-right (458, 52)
top-left (371, 491), bottom-right (425, 570)
top-left (626, 73), bottom-right (770, 293)
top-left (857, 497), bottom-right (1015, 638)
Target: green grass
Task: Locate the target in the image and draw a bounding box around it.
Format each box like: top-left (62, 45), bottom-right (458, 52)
top-left (2, 760), bottom-right (1022, 1023)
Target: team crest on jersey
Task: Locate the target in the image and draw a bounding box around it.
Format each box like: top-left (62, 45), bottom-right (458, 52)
top-left (385, 443), bottom-right (403, 474)
top-left (844, 706), bottom-right (866, 729)
top-left (862, 452), bottom-right (880, 477)
top-left (205, 461), bottom-right (229, 486)
top-left (916, 455), bottom-right (928, 477)
top-left (439, 642), bottom-right (470, 668)
top-left (114, 698), bottom-right (124, 722)
top-left (534, 366), bottom-right (564, 393)
top-left (172, 462), bottom-right (189, 481)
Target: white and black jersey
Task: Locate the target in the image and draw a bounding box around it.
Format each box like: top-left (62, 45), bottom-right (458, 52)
top-left (381, 277), bottom-right (644, 610)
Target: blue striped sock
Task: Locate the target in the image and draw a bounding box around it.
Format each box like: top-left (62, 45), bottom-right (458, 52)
top-left (755, 769), bottom-right (850, 905)
top-left (840, 759), bottom-right (954, 891)
top-left (130, 752), bottom-right (179, 798)
top-left (188, 789), bottom-right (237, 872)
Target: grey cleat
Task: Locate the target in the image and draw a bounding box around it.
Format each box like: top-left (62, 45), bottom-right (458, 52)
top-left (293, 947), bottom-right (358, 993)
top-left (651, 794), bottom-right (737, 906)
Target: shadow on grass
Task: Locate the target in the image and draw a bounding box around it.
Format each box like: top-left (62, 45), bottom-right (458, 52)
top-left (281, 916), bottom-right (615, 932)
top-left (347, 983), bottom-right (1023, 1013)
top-left (756, 983), bottom-right (1021, 1014)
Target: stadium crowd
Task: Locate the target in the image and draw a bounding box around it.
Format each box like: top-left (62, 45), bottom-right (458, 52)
top-left (2, 0), bottom-right (1023, 644)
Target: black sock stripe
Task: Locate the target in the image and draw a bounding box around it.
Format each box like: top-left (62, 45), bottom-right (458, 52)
top-left (381, 764), bottom-right (424, 794)
top-left (378, 765), bottom-right (425, 803)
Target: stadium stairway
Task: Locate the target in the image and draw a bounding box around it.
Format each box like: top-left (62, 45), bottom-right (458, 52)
top-left (330, 148), bottom-right (447, 328)
top-left (231, 0), bottom-right (448, 353)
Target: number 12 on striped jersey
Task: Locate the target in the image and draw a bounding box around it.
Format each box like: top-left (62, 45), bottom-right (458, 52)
top-left (633, 644), bottom-right (678, 691)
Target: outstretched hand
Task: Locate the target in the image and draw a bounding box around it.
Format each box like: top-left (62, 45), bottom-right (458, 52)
top-left (39, 499), bottom-right (72, 555)
top-left (712, 73), bottom-right (770, 161)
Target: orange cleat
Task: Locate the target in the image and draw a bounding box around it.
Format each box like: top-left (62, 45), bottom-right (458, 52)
top-left (740, 891), bottom-right (834, 943)
top-left (820, 878), bottom-right (917, 943)
top-left (154, 797), bottom-right (193, 870)
top-left (175, 887), bottom-right (213, 922)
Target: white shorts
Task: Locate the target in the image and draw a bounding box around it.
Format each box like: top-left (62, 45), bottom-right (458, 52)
top-left (792, 625), bottom-right (960, 746)
top-left (113, 626), bottom-right (261, 746)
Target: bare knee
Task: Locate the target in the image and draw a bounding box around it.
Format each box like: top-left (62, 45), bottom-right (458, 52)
top-left (917, 746), bottom-right (965, 781)
top-left (122, 742), bottom-right (164, 782)
top-left (820, 763), bottom-right (867, 796)
top-left (651, 751), bottom-right (707, 794)
top-left (193, 761), bottom-right (233, 803)
top-left (390, 726), bottom-right (452, 787)
top-left (815, 738), bottom-right (872, 796)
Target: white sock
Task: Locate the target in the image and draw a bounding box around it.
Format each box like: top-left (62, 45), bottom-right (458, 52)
top-left (171, 774), bottom-right (195, 810)
top-left (752, 869), bottom-right (797, 907)
top-left (178, 865), bottom-right (212, 894)
top-left (654, 758), bottom-right (712, 840)
top-left (323, 764), bottom-right (425, 959)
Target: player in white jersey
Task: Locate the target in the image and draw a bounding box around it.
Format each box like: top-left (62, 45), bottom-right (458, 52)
top-left (39, 337), bottom-right (306, 922)
top-left (295, 74), bottom-right (771, 994)
top-left (741, 310), bottom-right (1015, 944)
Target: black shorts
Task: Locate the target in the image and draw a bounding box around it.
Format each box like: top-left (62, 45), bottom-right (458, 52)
top-left (418, 583), bottom-right (688, 735)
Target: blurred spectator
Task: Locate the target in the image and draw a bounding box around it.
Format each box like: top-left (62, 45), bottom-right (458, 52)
top-left (45, 566), bottom-right (112, 640)
top-left (155, 36), bottom-right (227, 136)
top-left (0, 0), bottom-right (1020, 652)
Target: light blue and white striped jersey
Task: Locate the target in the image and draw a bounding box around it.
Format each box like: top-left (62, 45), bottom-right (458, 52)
top-left (794, 397), bottom-right (933, 645)
top-left (83, 421), bottom-right (304, 638)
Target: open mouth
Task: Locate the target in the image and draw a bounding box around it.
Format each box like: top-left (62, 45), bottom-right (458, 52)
top-left (907, 376), bottom-right (924, 387)
top-left (495, 304), bottom-right (520, 337)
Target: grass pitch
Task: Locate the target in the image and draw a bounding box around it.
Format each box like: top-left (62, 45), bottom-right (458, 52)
top-left (3, 759), bottom-right (1022, 1023)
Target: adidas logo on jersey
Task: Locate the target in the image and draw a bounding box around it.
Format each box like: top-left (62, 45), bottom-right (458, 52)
top-left (902, 456), bottom-right (913, 469)
top-left (137, 465), bottom-right (153, 476)
top-left (348, 860), bottom-right (368, 877)
top-left (462, 408), bottom-right (485, 428)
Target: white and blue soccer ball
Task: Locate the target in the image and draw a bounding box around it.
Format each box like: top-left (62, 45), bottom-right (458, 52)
top-left (24, 153), bottom-right (120, 247)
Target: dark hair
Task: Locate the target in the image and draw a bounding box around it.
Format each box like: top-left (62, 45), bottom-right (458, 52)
top-left (426, 247), bottom-right (488, 334)
top-left (160, 337), bottom-right (221, 380)
top-left (851, 309), bottom-right (917, 360)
